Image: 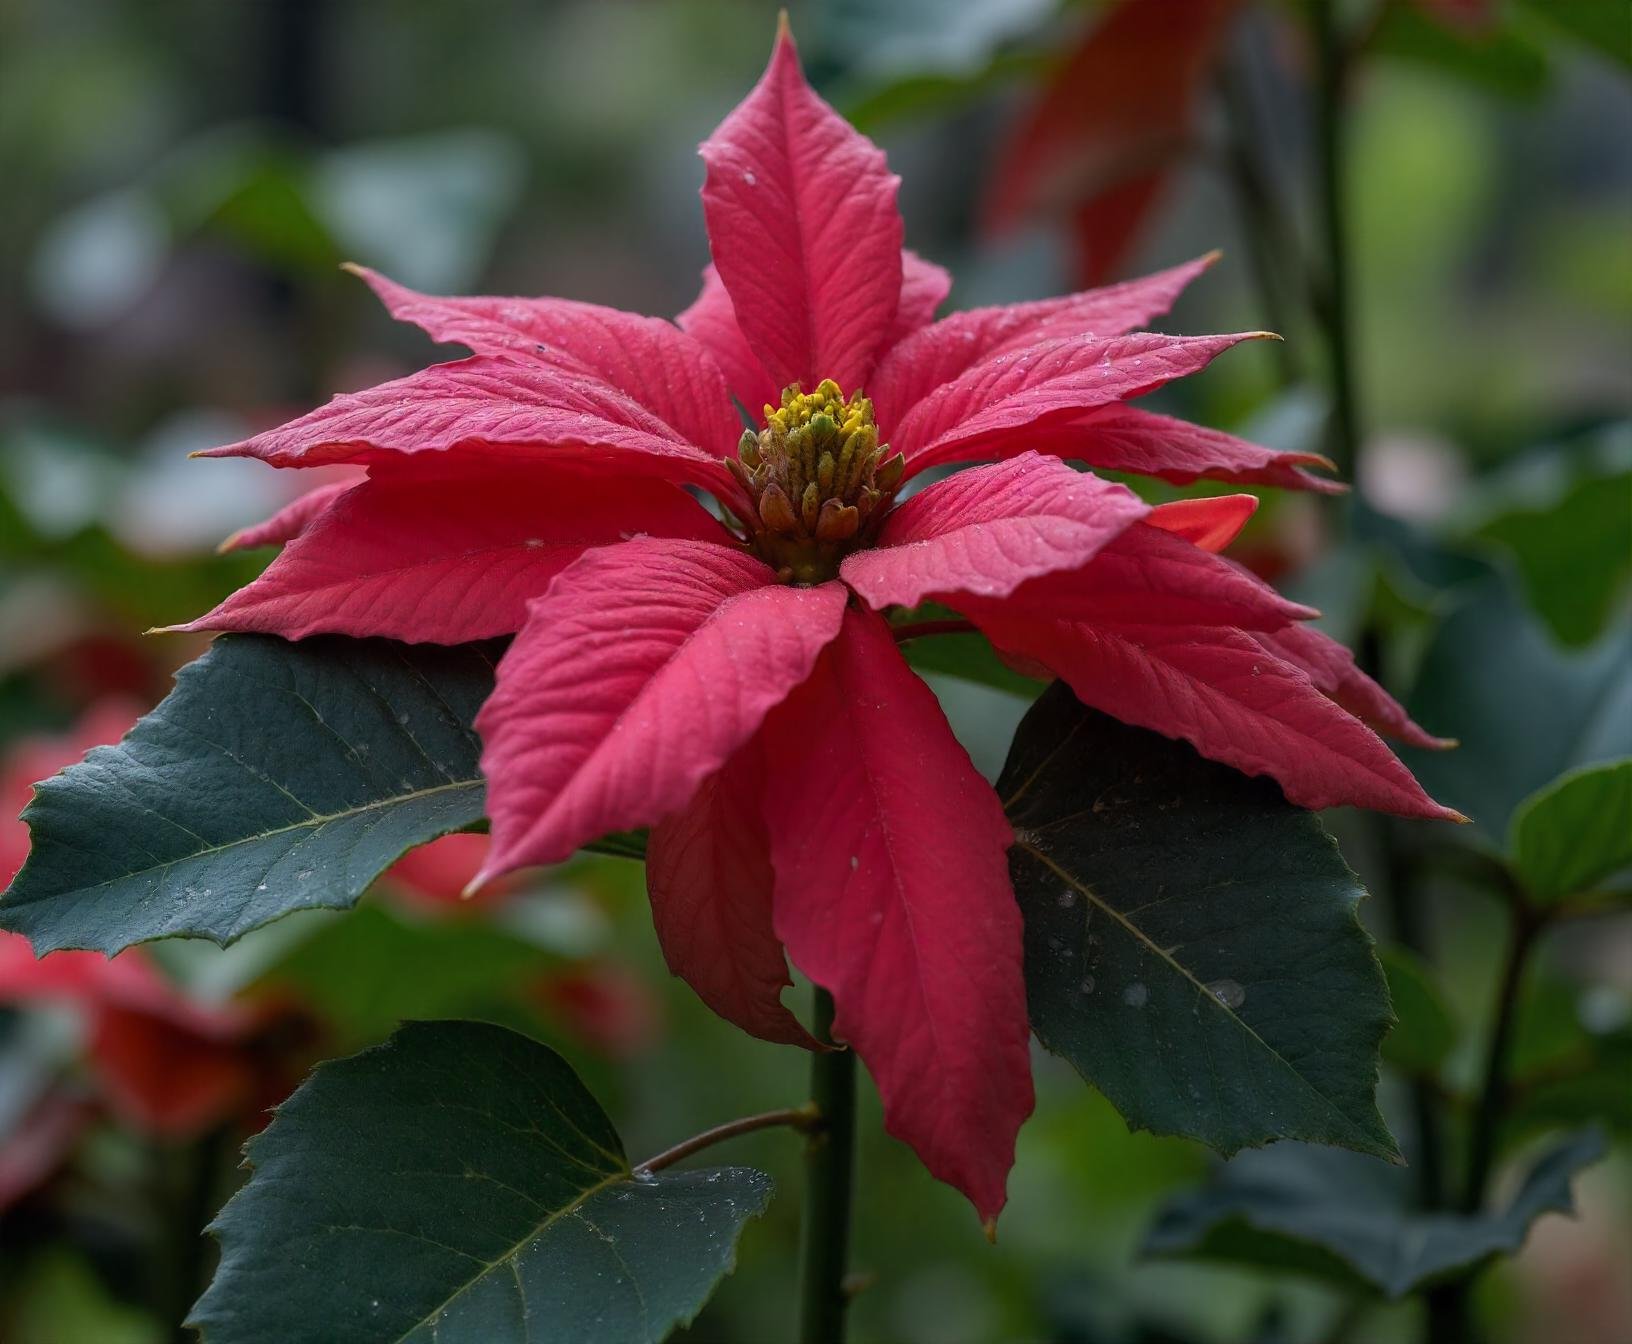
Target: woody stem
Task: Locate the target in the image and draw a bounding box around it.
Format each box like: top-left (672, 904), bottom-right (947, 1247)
top-left (798, 987), bottom-right (857, 1344)
top-left (633, 1106), bottom-right (818, 1175)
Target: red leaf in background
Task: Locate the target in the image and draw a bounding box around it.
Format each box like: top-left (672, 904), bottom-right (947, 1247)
top-left (0, 935), bottom-right (263, 1137)
top-left (0, 1093), bottom-right (93, 1212)
top-left (1412, 0), bottom-right (1497, 35)
top-left (2, 700), bottom-right (144, 887)
top-left (385, 832), bottom-right (514, 910)
top-left (2, 703), bottom-right (292, 1138)
top-left (534, 962), bottom-right (664, 1060)
top-left (987, 0), bottom-right (1246, 285)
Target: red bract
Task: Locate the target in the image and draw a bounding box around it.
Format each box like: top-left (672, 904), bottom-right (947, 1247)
top-left (986, 0), bottom-right (1246, 286)
top-left (182, 23), bottom-right (1455, 1223)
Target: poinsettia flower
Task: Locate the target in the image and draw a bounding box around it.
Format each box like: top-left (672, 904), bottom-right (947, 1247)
top-left (176, 20), bottom-right (1455, 1224)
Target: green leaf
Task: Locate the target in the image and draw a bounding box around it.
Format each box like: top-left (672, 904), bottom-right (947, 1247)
top-left (1369, 2), bottom-right (1551, 99)
top-left (1509, 759), bottom-right (1632, 905)
top-left (1, 635), bottom-right (496, 955)
top-left (1144, 1128), bottom-right (1607, 1297)
top-left (1405, 579), bottom-right (1632, 844)
top-left (901, 630), bottom-right (1044, 699)
top-left (190, 1020), bottom-right (772, 1344)
top-left (1517, 0), bottom-right (1632, 67)
top-left (1466, 431), bottom-right (1632, 646)
top-left (1000, 683), bottom-right (1398, 1160)
top-left (1379, 946), bottom-right (1460, 1077)
top-left (252, 902), bottom-right (562, 1048)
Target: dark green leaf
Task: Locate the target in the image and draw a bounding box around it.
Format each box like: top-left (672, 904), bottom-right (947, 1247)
top-left (1369, 2), bottom-right (1551, 99)
top-left (1466, 431), bottom-right (1632, 646)
top-left (1507, 1035), bottom-right (1632, 1146)
top-left (1510, 759), bottom-right (1632, 905)
top-left (1379, 946), bottom-right (1460, 1076)
top-left (1144, 1128), bottom-right (1607, 1297)
top-left (1405, 580), bottom-right (1632, 844)
top-left (190, 1020), bottom-right (772, 1344)
top-left (1000, 683), bottom-right (1398, 1160)
top-left (1517, 0), bottom-right (1632, 67)
top-left (1, 635), bottom-right (496, 955)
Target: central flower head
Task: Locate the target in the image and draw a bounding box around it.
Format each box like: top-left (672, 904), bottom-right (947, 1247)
top-left (728, 380), bottom-right (905, 584)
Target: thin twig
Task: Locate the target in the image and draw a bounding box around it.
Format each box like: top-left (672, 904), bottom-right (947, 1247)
top-left (634, 1106), bottom-right (819, 1175)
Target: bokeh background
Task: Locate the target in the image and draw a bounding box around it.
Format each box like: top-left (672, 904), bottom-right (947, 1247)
top-left (1, 1), bottom-right (1628, 1341)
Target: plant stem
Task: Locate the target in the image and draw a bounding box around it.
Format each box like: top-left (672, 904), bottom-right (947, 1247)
top-left (1460, 902), bottom-right (1542, 1213)
top-left (1309, 0), bottom-right (1360, 475)
top-left (798, 987), bottom-right (857, 1344)
top-left (635, 1106), bottom-right (817, 1175)
top-left (1216, 56), bottom-right (1301, 377)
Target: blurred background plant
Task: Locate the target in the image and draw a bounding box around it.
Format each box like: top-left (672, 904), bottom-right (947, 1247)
top-left (0, 1), bottom-right (1627, 1341)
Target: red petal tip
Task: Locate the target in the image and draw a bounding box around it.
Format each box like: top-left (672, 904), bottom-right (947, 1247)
top-left (982, 1216), bottom-right (999, 1245)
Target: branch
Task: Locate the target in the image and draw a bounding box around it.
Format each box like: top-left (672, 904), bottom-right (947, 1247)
top-left (634, 1106), bottom-right (819, 1175)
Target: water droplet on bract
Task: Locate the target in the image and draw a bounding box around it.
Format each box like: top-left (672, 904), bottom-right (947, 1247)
top-left (1206, 978), bottom-right (1246, 1010)
top-left (742, 170), bottom-right (757, 186)
top-left (1122, 982), bottom-right (1148, 1008)
top-left (1079, 976), bottom-right (1095, 995)
top-left (524, 538), bottom-right (543, 549)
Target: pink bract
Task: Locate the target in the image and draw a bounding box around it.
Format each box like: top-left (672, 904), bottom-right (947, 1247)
top-left (183, 23), bottom-right (1456, 1223)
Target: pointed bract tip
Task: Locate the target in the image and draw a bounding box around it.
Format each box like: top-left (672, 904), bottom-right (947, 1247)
top-left (1435, 737), bottom-right (1460, 751)
top-left (338, 260), bottom-right (366, 278)
top-left (1248, 330), bottom-right (1284, 342)
top-left (982, 1216), bottom-right (999, 1245)
top-left (460, 871), bottom-right (490, 900)
top-left (1201, 248), bottom-right (1224, 268)
top-left (1448, 809), bottom-right (1472, 825)
top-left (776, 8), bottom-right (792, 42)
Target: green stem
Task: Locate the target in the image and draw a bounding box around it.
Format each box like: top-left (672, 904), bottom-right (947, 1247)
top-left (1309, 0), bottom-right (1361, 474)
top-left (1422, 899), bottom-right (1543, 1342)
top-left (1460, 903), bottom-right (1542, 1213)
top-left (798, 987), bottom-right (857, 1344)
top-left (1216, 58), bottom-right (1302, 376)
